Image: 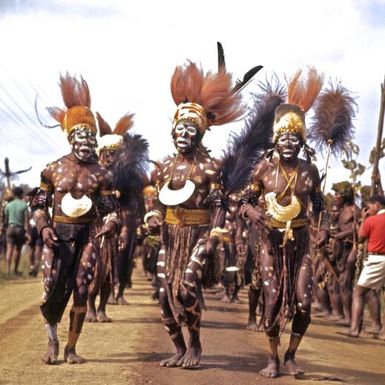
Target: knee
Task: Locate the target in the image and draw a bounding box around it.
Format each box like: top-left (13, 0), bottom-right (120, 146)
top-left (158, 287), bottom-right (168, 307)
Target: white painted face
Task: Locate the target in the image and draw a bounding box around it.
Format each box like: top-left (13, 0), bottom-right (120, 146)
top-left (174, 122), bottom-right (197, 153)
top-left (69, 127), bottom-right (97, 162)
top-left (276, 133), bottom-right (301, 161)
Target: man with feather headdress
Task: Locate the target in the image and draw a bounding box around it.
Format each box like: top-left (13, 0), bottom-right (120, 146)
top-left (154, 60), bottom-right (245, 369)
top-left (86, 111), bottom-right (148, 321)
top-left (29, 74), bottom-right (119, 365)
top-left (90, 112), bottom-right (148, 309)
top-left (238, 69), bottom-right (355, 378)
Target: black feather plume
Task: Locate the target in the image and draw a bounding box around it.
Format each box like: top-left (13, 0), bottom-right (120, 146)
top-left (233, 65), bottom-right (263, 93)
top-left (112, 133), bottom-right (149, 210)
top-left (309, 81), bottom-right (357, 156)
top-left (221, 78), bottom-right (286, 194)
top-left (217, 41), bottom-right (226, 71)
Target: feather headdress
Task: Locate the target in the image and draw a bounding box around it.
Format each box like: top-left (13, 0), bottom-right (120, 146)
top-left (309, 82), bottom-right (356, 156)
top-left (171, 61), bottom-right (244, 134)
top-left (96, 111), bottom-right (134, 152)
top-left (273, 67), bottom-right (324, 142)
top-left (47, 73), bottom-right (96, 135)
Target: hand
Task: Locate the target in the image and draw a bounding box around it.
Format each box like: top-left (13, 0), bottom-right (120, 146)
top-left (239, 204), bottom-right (266, 228)
top-left (95, 221), bottom-right (117, 239)
top-left (41, 227), bottom-right (59, 248)
top-left (118, 235), bottom-right (128, 251)
top-left (361, 207), bottom-right (370, 220)
top-left (315, 230), bottom-right (328, 248)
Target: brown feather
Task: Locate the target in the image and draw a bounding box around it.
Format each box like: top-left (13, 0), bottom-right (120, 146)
top-left (200, 70), bottom-right (244, 126)
top-left (287, 67), bottom-right (323, 112)
top-left (96, 112), bottom-right (112, 136)
top-left (170, 61), bottom-right (204, 106)
top-left (114, 113), bottom-right (134, 136)
top-left (46, 107), bottom-right (66, 125)
top-left (59, 72), bottom-right (91, 109)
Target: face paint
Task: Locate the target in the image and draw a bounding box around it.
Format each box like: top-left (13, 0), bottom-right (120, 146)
top-left (99, 148), bottom-right (117, 168)
top-left (276, 133), bottom-right (301, 162)
top-left (173, 122), bottom-right (198, 154)
top-left (69, 127), bottom-right (97, 162)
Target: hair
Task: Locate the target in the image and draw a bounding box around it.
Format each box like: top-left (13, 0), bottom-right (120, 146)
top-left (12, 186), bottom-right (24, 198)
top-left (368, 195), bottom-right (385, 206)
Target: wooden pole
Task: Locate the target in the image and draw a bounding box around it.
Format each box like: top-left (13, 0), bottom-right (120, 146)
top-left (371, 77), bottom-right (385, 196)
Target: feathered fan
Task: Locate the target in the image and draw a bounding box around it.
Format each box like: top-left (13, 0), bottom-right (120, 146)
top-left (220, 78), bottom-right (286, 195)
top-left (112, 134), bottom-right (149, 211)
top-left (309, 81), bottom-right (357, 156)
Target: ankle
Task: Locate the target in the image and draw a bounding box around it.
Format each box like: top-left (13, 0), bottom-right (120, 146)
top-left (284, 350), bottom-right (295, 362)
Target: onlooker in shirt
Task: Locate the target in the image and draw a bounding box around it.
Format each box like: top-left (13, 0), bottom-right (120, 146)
top-left (4, 186), bottom-right (30, 275)
top-left (342, 195), bottom-right (385, 338)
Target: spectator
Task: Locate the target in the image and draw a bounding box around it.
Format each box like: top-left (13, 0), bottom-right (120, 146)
top-left (4, 186), bottom-right (30, 275)
top-left (342, 195), bottom-right (385, 338)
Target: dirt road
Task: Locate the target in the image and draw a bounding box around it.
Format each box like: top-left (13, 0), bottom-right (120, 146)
top-left (1, 269), bottom-right (385, 385)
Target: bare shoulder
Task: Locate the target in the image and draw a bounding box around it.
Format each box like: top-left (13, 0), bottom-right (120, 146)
top-left (252, 158), bottom-right (272, 180)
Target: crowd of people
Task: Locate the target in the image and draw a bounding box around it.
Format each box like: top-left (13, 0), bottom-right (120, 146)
top-left (0, 52), bottom-right (384, 379)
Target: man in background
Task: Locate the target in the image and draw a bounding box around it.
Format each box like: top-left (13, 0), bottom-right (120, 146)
top-left (342, 195), bottom-right (385, 338)
top-left (4, 186), bottom-right (30, 275)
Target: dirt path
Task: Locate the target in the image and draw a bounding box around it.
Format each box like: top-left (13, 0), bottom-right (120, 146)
top-left (1, 269), bottom-right (385, 385)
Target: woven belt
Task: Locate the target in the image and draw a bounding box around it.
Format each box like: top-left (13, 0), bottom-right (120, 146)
top-left (268, 217), bottom-right (309, 229)
top-left (53, 215), bottom-right (93, 224)
top-left (165, 208), bottom-right (210, 226)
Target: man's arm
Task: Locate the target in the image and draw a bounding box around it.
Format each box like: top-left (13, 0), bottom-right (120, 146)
top-left (29, 167), bottom-right (57, 247)
top-left (309, 165), bottom-right (329, 247)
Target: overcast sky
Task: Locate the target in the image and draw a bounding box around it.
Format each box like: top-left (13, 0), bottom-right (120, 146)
top-left (0, 0), bottom-right (384, 191)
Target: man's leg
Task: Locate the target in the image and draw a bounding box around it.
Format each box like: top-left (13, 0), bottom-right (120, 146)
top-left (13, 245), bottom-right (23, 275)
top-left (157, 248), bottom-right (186, 367)
top-left (40, 245), bottom-right (60, 364)
top-left (97, 279), bottom-right (112, 322)
top-left (259, 245), bottom-right (280, 378)
top-left (177, 244), bottom-right (206, 368)
top-left (5, 243), bottom-right (14, 275)
top-left (343, 285), bottom-right (370, 336)
top-left (366, 290), bottom-right (382, 334)
top-left (284, 253), bottom-right (313, 378)
top-left (64, 242), bottom-right (95, 364)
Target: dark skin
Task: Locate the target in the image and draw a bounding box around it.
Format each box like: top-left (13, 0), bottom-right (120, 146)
top-left (156, 122), bottom-right (224, 368)
top-left (333, 191), bottom-right (359, 324)
top-left (86, 147), bottom-right (119, 323)
top-left (239, 132), bottom-right (327, 378)
top-left (37, 127), bottom-right (117, 364)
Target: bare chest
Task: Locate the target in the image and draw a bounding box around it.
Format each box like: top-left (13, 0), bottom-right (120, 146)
top-left (51, 161), bottom-right (104, 196)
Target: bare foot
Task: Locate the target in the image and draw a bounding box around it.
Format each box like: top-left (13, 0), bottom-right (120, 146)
top-left (284, 354), bottom-right (304, 378)
top-left (107, 295), bottom-right (117, 305)
top-left (259, 356), bottom-right (280, 378)
top-left (116, 296), bottom-right (129, 305)
top-left (64, 346), bottom-right (86, 364)
top-left (160, 351), bottom-right (185, 367)
top-left (220, 294), bottom-right (230, 303)
top-left (41, 340), bottom-right (59, 365)
top-left (336, 317), bottom-right (351, 326)
top-left (375, 331), bottom-right (385, 341)
top-left (337, 329), bottom-right (359, 338)
top-left (177, 345), bottom-right (202, 369)
top-left (246, 320), bottom-right (258, 331)
top-left (230, 295), bottom-right (241, 304)
top-left (85, 310), bottom-right (97, 322)
top-left (97, 310), bottom-right (112, 322)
